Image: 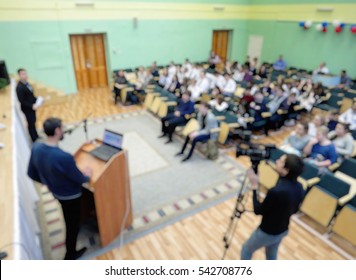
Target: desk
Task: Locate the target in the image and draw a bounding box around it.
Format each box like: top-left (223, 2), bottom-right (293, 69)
top-left (312, 74), bottom-right (340, 87)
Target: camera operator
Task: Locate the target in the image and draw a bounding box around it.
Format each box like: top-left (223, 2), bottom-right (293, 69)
top-left (241, 154), bottom-right (305, 260)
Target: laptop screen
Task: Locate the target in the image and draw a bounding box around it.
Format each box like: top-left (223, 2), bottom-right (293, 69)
top-left (102, 129), bottom-right (123, 149)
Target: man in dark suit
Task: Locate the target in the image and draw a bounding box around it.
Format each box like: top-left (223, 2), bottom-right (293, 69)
top-left (16, 68), bottom-right (40, 142)
top-left (159, 91), bottom-right (195, 143)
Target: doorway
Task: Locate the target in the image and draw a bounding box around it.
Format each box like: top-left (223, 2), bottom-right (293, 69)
top-left (212, 30), bottom-right (231, 63)
top-left (70, 34), bottom-right (108, 91)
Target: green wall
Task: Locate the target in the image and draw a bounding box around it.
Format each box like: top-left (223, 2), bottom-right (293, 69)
top-left (247, 20), bottom-right (356, 77)
top-left (250, 0), bottom-right (356, 4)
top-left (0, 19), bottom-right (247, 93)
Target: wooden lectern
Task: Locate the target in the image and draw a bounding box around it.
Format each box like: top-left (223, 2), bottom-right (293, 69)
top-left (74, 140), bottom-right (133, 246)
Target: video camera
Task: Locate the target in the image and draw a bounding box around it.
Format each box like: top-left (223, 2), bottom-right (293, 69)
top-left (233, 129), bottom-right (276, 172)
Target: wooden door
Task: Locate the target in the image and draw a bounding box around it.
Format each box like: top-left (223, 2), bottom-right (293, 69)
top-left (70, 34), bottom-right (108, 91)
top-left (212, 30), bottom-right (230, 63)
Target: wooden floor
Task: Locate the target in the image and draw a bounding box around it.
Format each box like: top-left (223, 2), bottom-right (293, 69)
top-left (0, 85), bottom-right (14, 258)
top-left (36, 87), bottom-right (346, 260)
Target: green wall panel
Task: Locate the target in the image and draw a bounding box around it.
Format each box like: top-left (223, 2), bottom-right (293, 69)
top-left (250, 0), bottom-right (356, 4)
top-left (0, 19), bottom-right (247, 93)
top-left (247, 20), bottom-right (356, 78)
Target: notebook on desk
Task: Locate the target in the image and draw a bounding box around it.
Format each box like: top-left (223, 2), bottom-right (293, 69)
top-left (89, 129), bottom-right (123, 162)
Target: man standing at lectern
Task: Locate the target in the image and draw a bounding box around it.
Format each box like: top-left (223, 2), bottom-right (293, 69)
top-left (28, 117), bottom-right (93, 260)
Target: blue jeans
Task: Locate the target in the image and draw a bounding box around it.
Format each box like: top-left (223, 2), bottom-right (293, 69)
top-left (181, 134), bottom-right (210, 159)
top-left (241, 228), bottom-right (288, 260)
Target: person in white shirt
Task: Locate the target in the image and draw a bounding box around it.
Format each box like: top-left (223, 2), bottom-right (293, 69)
top-left (339, 101), bottom-right (356, 130)
top-left (209, 51), bottom-right (221, 69)
top-left (168, 62), bottom-right (177, 78)
top-left (313, 62), bottom-right (329, 75)
top-left (232, 66), bottom-right (244, 82)
top-left (187, 80), bottom-right (200, 101)
top-left (308, 115), bottom-right (326, 138)
top-left (176, 65), bottom-right (185, 85)
top-left (182, 59), bottom-right (192, 75)
top-left (196, 72), bottom-right (210, 94)
top-left (209, 95), bottom-right (229, 113)
top-left (220, 73), bottom-right (237, 97)
top-left (158, 68), bottom-right (168, 87)
top-left (189, 64), bottom-right (201, 81)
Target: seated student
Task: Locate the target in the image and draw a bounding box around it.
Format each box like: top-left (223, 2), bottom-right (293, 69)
top-left (266, 87), bottom-right (287, 129)
top-left (280, 93), bottom-right (300, 125)
top-left (168, 61), bottom-right (177, 78)
top-left (196, 71), bottom-right (210, 93)
top-left (168, 75), bottom-right (181, 94)
top-left (232, 65), bottom-right (245, 82)
top-left (326, 111), bottom-right (339, 132)
top-left (248, 91), bottom-right (268, 124)
top-left (176, 65), bottom-right (185, 85)
top-left (159, 91), bottom-right (195, 143)
top-left (158, 68), bottom-right (169, 87)
top-left (236, 91), bottom-right (265, 129)
top-left (136, 68), bottom-right (153, 91)
top-left (273, 55), bottom-right (287, 71)
top-left (332, 123), bottom-right (354, 161)
top-left (250, 57), bottom-right (259, 76)
top-left (151, 61), bottom-right (159, 77)
top-left (242, 66), bottom-right (253, 83)
top-left (338, 70), bottom-right (352, 89)
top-left (260, 80), bottom-right (272, 96)
top-left (176, 102), bottom-right (218, 162)
top-left (209, 94), bottom-right (228, 113)
top-left (188, 80), bottom-right (201, 101)
top-left (308, 115), bottom-right (325, 138)
top-left (298, 89), bottom-right (316, 112)
top-left (313, 82), bottom-right (326, 103)
top-left (182, 58), bottom-right (192, 75)
top-left (339, 100), bottom-right (356, 130)
top-left (189, 64), bottom-right (201, 81)
top-left (113, 70), bottom-right (128, 104)
top-left (224, 61), bottom-right (233, 75)
top-left (280, 123), bottom-right (310, 156)
top-left (304, 126), bottom-right (338, 173)
top-left (313, 62), bottom-right (329, 75)
top-left (256, 64), bottom-right (268, 79)
top-left (231, 61), bottom-right (242, 73)
top-left (240, 87), bottom-right (254, 112)
top-left (220, 73), bottom-right (237, 97)
top-left (208, 51), bottom-right (221, 69)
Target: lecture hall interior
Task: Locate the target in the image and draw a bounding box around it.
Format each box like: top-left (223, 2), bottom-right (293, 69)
top-left (0, 0), bottom-right (356, 261)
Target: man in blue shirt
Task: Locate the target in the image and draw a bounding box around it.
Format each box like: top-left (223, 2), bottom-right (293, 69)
top-left (28, 118), bottom-right (93, 260)
top-left (304, 126), bottom-right (338, 174)
top-left (273, 55), bottom-right (287, 71)
top-left (159, 91), bottom-right (195, 143)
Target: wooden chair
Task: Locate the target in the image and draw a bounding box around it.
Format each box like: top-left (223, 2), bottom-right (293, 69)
top-left (144, 92), bottom-right (160, 108)
top-left (157, 100), bottom-right (177, 118)
top-left (182, 118), bottom-right (199, 137)
top-left (149, 96), bottom-right (162, 114)
top-left (120, 87), bottom-right (134, 104)
top-left (300, 173), bottom-right (351, 227)
top-left (331, 196), bottom-right (356, 246)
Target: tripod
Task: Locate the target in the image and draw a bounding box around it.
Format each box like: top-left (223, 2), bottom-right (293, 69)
top-left (222, 160), bottom-right (259, 260)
